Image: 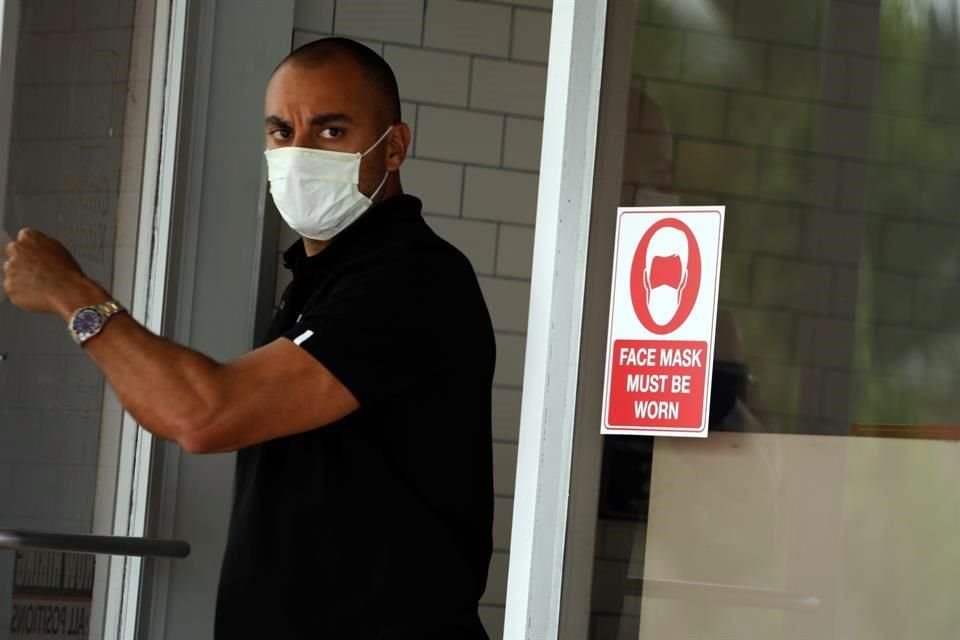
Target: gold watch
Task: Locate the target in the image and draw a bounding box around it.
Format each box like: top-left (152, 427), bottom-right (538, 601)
top-left (68, 300), bottom-right (126, 345)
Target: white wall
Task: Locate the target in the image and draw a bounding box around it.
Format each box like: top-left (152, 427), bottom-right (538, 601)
top-left (281, 1), bottom-right (552, 637)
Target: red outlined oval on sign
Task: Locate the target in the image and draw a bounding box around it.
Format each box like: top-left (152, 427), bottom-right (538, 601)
top-left (629, 218), bottom-right (701, 335)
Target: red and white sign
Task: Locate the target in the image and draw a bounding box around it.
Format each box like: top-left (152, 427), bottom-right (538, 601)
top-left (602, 207), bottom-right (725, 437)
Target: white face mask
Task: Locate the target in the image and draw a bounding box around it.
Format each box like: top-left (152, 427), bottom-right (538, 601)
top-left (643, 227), bottom-right (689, 326)
top-left (265, 126), bottom-right (393, 241)
top-left (645, 276), bottom-right (687, 325)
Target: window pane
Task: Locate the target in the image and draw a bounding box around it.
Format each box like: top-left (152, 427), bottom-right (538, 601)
top-left (567, 0), bottom-right (960, 638)
top-left (0, 0), bottom-right (157, 634)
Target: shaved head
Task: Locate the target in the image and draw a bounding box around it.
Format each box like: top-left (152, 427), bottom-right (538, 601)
top-left (276, 37), bottom-right (401, 127)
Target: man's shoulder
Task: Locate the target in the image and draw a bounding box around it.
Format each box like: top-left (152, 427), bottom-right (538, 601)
top-left (344, 219), bottom-right (481, 290)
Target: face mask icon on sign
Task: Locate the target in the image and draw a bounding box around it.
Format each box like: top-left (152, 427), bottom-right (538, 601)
top-left (642, 226), bottom-right (689, 326)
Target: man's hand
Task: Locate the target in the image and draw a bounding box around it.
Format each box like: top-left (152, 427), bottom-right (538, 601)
top-left (2, 228), bottom-right (107, 318)
top-left (0, 230), bottom-right (9, 303)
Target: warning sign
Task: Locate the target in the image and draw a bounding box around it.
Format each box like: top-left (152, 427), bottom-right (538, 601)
top-left (602, 208), bottom-right (724, 437)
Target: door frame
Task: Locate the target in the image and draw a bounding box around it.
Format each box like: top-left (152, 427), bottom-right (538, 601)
top-left (0, 2), bottom-right (18, 633)
top-left (557, 0), bottom-right (640, 635)
top-left (94, 0), bottom-right (192, 637)
top-left (503, 0), bottom-right (610, 638)
top-left (134, 1), bottom-right (296, 638)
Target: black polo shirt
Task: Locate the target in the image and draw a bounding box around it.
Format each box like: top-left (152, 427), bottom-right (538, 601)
top-left (215, 195), bottom-right (496, 639)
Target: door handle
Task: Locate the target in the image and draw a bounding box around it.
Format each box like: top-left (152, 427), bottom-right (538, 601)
top-left (0, 529), bottom-right (190, 559)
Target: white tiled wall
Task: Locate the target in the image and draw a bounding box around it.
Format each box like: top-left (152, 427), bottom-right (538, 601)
top-left (282, 1), bottom-right (552, 636)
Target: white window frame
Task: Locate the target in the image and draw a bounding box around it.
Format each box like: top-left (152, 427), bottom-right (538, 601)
top-left (503, 0), bottom-right (610, 638)
top-left (93, 0), bottom-right (190, 637)
top-left (0, 2), bottom-right (19, 631)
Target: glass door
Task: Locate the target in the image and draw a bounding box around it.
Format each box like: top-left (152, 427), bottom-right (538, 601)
top-left (0, 0), bottom-right (180, 637)
top-left (562, 0), bottom-right (960, 638)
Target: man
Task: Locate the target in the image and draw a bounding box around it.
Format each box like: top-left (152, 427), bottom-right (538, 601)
top-left (2, 38), bottom-right (496, 639)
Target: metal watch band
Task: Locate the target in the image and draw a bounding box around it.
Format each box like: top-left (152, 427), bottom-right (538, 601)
top-left (95, 300), bottom-right (125, 320)
top-left (69, 300), bottom-right (127, 345)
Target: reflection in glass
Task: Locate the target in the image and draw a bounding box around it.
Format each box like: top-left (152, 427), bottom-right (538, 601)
top-left (0, 0), bottom-right (143, 539)
top-left (578, 0), bottom-right (960, 638)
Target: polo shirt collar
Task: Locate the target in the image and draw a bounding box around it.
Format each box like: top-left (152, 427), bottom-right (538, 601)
top-left (282, 194), bottom-right (423, 277)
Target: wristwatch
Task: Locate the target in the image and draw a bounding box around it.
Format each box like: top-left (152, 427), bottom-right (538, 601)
top-left (68, 300), bottom-right (127, 345)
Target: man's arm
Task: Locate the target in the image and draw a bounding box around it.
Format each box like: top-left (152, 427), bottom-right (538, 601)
top-left (4, 229), bottom-right (359, 454)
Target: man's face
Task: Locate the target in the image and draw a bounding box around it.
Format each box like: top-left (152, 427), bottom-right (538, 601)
top-left (264, 57), bottom-right (399, 198)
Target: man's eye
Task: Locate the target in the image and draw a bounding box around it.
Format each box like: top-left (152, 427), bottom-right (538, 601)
top-left (271, 129), bottom-right (291, 141)
top-left (319, 127), bottom-right (344, 139)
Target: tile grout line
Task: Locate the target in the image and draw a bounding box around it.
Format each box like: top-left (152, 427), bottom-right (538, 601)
top-left (420, 0), bottom-right (427, 47)
top-left (507, 6), bottom-right (517, 61)
top-left (410, 103), bottom-right (419, 157)
top-left (458, 163), bottom-right (468, 219)
top-left (493, 222), bottom-right (502, 276)
top-left (499, 114), bottom-right (508, 168)
top-left (466, 55), bottom-right (475, 108)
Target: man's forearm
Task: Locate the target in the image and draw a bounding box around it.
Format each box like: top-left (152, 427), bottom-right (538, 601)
top-left (54, 279), bottom-right (225, 449)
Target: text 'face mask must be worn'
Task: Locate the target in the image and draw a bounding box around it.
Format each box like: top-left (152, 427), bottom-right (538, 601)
top-left (265, 126), bottom-right (393, 241)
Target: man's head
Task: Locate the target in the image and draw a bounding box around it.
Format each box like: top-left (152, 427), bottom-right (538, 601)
top-left (623, 89), bottom-right (675, 201)
top-left (265, 38), bottom-right (411, 202)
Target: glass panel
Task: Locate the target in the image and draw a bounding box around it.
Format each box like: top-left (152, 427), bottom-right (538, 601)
top-left (0, 0), bottom-right (157, 636)
top-left (567, 0), bottom-right (960, 638)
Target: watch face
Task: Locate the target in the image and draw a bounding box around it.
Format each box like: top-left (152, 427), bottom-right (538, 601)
top-left (72, 308), bottom-right (102, 337)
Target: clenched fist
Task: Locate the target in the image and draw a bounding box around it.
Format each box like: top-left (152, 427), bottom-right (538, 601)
top-left (2, 229), bottom-right (107, 318)
top-left (0, 230), bottom-right (8, 303)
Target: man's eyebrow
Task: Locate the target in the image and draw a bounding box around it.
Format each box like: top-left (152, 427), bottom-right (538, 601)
top-left (265, 115), bottom-right (291, 128)
top-left (309, 113), bottom-right (353, 126)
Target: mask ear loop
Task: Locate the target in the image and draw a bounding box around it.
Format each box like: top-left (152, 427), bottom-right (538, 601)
top-left (643, 268), bottom-right (652, 307)
top-left (361, 125), bottom-right (394, 157)
top-left (369, 170), bottom-right (390, 202)
top-left (361, 125), bottom-right (395, 201)
top-left (677, 267), bottom-right (688, 307)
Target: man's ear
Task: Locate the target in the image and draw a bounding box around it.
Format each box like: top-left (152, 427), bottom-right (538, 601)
top-left (386, 123), bottom-right (411, 172)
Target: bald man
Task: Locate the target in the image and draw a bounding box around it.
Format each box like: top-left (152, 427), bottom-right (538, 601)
top-left (3, 38), bottom-right (496, 639)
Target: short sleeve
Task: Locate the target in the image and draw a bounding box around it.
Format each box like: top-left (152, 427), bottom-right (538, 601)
top-left (282, 259), bottom-right (451, 406)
